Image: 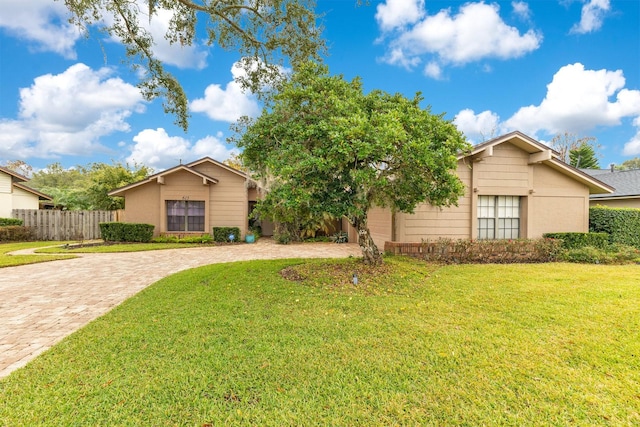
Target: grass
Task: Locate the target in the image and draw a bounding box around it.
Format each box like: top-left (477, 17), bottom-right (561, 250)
top-left (1, 257), bottom-right (639, 425)
top-left (0, 241), bottom-right (76, 268)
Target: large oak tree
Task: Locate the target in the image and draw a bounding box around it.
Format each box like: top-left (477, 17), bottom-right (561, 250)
top-left (63, 0), bottom-right (325, 130)
top-left (234, 62), bottom-right (470, 265)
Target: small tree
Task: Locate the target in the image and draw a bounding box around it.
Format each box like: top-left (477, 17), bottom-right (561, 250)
top-left (569, 143), bottom-right (600, 169)
top-left (234, 62), bottom-right (470, 265)
top-left (550, 132), bottom-right (599, 164)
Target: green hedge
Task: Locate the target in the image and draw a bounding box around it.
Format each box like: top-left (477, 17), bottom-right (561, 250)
top-left (99, 222), bottom-right (154, 243)
top-left (213, 227), bottom-right (241, 243)
top-left (542, 232), bottom-right (609, 250)
top-left (0, 226), bottom-right (35, 242)
top-left (0, 218), bottom-right (23, 226)
top-left (589, 206), bottom-right (640, 249)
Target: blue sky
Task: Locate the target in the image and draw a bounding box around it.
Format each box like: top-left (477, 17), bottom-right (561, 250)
top-left (1, 0), bottom-right (639, 172)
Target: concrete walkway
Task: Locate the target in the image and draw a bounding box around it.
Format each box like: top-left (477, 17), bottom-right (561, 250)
top-left (0, 240), bottom-right (361, 379)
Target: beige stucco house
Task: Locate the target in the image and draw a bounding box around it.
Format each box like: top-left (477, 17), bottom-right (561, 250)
top-left (0, 166), bottom-right (52, 218)
top-left (108, 157), bottom-right (265, 238)
top-left (343, 131), bottom-right (614, 248)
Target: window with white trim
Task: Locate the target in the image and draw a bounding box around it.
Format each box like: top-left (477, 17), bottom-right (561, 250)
top-left (167, 200), bottom-right (205, 232)
top-left (477, 196), bottom-right (520, 239)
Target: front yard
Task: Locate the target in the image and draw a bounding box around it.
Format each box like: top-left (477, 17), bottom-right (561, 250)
top-left (1, 257), bottom-right (639, 425)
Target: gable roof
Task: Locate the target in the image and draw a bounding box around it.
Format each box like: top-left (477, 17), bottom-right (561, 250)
top-left (582, 168), bottom-right (640, 200)
top-left (13, 183), bottom-right (53, 200)
top-left (0, 166), bottom-right (53, 200)
top-left (0, 165), bottom-right (29, 182)
top-left (462, 131), bottom-right (614, 195)
top-left (186, 157), bottom-right (248, 178)
top-left (108, 160), bottom-right (233, 197)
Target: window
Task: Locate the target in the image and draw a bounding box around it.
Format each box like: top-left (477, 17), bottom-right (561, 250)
top-left (167, 200), bottom-right (205, 232)
top-left (477, 196), bottom-right (520, 239)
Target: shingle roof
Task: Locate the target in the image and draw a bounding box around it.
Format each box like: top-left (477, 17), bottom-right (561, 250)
top-left (582, 168), bottom-right (640, 199)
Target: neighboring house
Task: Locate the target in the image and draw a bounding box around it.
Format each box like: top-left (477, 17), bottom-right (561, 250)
top-left (343, 131), bottom-right (614, 248)
top-left (0, 166), bottom-right (52, 218)
top-left (108, 157), bottom-right (270, 238)
top-left (581, 167), bottom-right (640, 209)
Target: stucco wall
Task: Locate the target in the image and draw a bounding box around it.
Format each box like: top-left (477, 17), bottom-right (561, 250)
top-left (367, 206), bottom-right (393, 249)
top-left (120, 182), bottom-right (161, 232)
top-left (528, 163), bottom-right (589, 237)
top-left (12, 187), bottom-right (40, 210)
top-left (0, 173), bottom-right (12, 218)
top-left (192, 163), bottom-right (248, 235)
top-left (394, 159), bottom-right (472, 242)
top-left (590, 199), bottom-right (640, 209)
top-left (390, 141), bottom-right (591, 243)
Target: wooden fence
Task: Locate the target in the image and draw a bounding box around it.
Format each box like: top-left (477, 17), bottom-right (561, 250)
top-left (12, 209), bottom-right (122, 241)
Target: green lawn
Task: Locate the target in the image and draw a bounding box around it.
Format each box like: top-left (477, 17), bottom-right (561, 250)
top-left (1, 257), bottom-right (639, 425)
top-left (0, 241), bottom-right (76, 268)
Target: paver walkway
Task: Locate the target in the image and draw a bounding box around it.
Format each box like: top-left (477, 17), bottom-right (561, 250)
top-left (0, 239), bottom-right (361, 378)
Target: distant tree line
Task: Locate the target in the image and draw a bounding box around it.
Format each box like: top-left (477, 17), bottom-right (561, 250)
top-left (3, 160), bottom-right (150, 210)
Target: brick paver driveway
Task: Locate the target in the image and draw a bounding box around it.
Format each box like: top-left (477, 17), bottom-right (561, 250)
top-left (0, 239), bottom-right (361, 378)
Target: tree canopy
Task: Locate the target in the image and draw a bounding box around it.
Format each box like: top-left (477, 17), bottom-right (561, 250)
top-left (569, 143), bottom-right (600, 169)
top-left (26, 161), bottom-right (150, 210)
top-left (550, 132), bottom-right (600, 165)
top-left (616, 158), bottom-right (640, 170)
top-left (63, 0), bottom-right (325, 130)
top-left (234, 62), bottom-right (470, 264)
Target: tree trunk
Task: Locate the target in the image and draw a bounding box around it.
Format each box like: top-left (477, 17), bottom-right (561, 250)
top-left (355, 217), bottom-right (382, 266)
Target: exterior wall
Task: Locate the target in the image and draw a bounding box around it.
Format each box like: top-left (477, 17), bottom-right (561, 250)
top-left (0, 172), bottom-right (12, 217)
top-left (159, 170), bottom-right (211, 234)
top-left (528, 164), bottom-right (590, 237)
top-left (391, 141), bottom-right (592, 243)
top-left (367, 206), bottom-right (393, 249)
top-left (395, 159), bottom-right (473, 242)
top-left (590, 198), bottom-right (640, 209)
top-left (120, 182), bottom-right (161, 233)
top-left (12, 187), bottom-right (40, 210)
top-left (192, 163), bottom-right (249, 236)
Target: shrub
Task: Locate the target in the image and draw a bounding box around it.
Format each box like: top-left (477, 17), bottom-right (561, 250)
top-left (212, 227), bottom-right (241, 243)
top-left (0, 226), bottom-right (36, 242)
top-left (331, 231), bottom-right (349, 244)
top-left (0, 218), bottom-right (23, 226)
top-left (590, 206), bottom-right (640, 249)
top-left (99, 222), bottom-right (154, 242)
top-left (543, 232), bottom-right (609, 250)
top-left (559, 245), bottom-right (640, 265)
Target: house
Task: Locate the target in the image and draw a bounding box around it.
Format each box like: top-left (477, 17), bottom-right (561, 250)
top-left (581, 167), bottom-right (640, 209)
top-left (0, 166), bottom-right (52, 218)
top-left (343, 131), bottom-right (614, 248)
top-left (108, 157), bottom-right (271, 238)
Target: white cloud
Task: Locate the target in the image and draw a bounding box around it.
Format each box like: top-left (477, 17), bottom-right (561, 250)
top-left (0, 63), bottom-right (145, 161)
top-left (378, 2), bottom-right (542, 76)
top-left (503, 63), bottom-right (640, 135)
top-left (623, 118), bottom-right (640, 156)
top-left (126, 128), bottom-right (236, 170)
top-left (571, 0), bottom-right (610, 34)
top-left (0, 0), bottom-right (208, 68)
top-left (512, 1), bottom-right (532, 21)
top-left (375, 0), bottom-right (425, 32)
top-left (190, 61), bottom-right (261, 122)
top-left (453, 109), bottom-right (501, 143)
top-left (0, 0), bottom-right (81, 59)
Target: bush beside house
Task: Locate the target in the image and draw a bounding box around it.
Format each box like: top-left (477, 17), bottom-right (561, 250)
top-left (99, 222), bottom-right (154, 243)
top-left (589, 206), bottom-right (640, 249)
